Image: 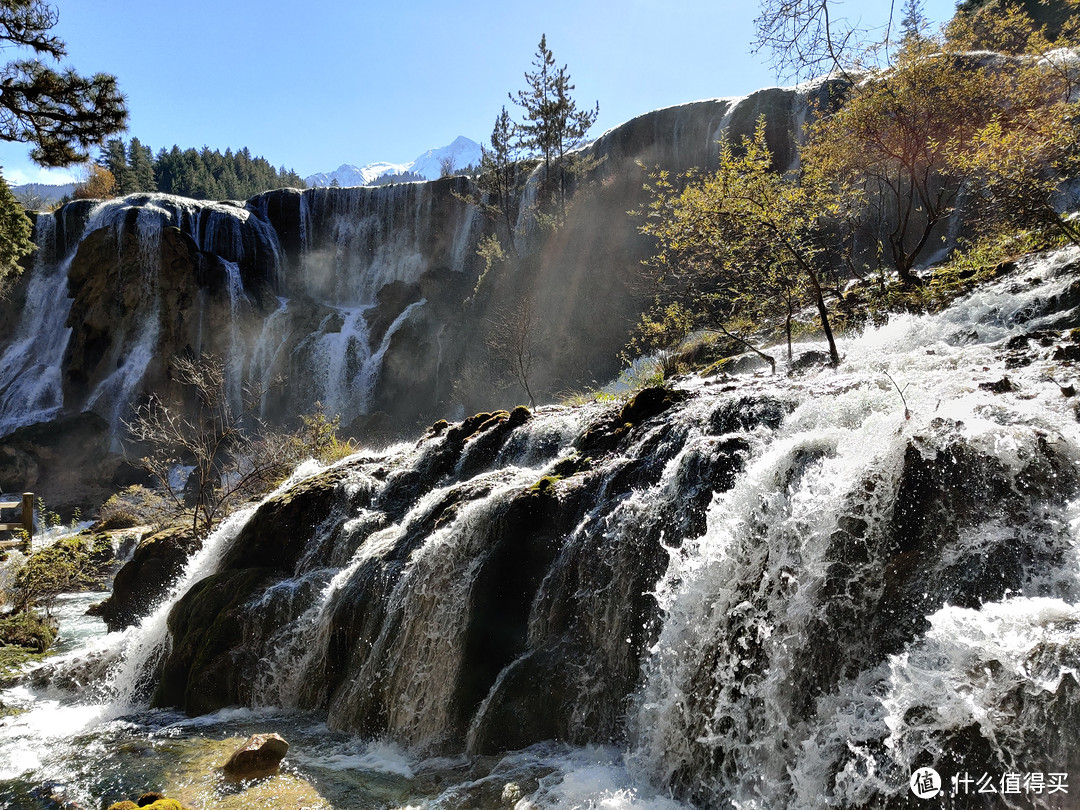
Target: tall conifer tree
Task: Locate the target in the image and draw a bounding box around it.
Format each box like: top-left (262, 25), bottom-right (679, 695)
top-left (512, 34), bottom-right (598, 220)
top-left (127, 137), bottom-right (155, 193)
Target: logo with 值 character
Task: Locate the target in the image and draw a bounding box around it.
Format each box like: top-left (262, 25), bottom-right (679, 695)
top-left (910, 767), bottom-right (942, 799)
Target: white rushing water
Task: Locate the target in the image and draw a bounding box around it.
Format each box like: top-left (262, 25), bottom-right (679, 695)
top-left (632, 248), bottom-right (1080, 808)
top-left (0, 211), bottom-right (89, 434)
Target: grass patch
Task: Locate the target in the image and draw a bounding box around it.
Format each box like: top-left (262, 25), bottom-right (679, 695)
top-left (0, 643), bottom-right (48, 682)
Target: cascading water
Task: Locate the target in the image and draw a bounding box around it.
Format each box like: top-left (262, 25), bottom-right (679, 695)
top-left (633, 248), bottom-right (1080, 809)
top-left (0, 214), bottom-right (69, 434)
top-left (3, 249), bottom-right (1080, 809)
top-left (0, 184), bottom-right (475, 443)
top-left (295, 183), bottom-right (476, 305)
top-left (82, 203), bottom-right (167, 439)
top-left (292, 299), bottom-right (427, 428)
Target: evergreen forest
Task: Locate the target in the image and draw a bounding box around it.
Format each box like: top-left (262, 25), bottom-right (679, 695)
top-left (90, 137), bottom-right (305, 201)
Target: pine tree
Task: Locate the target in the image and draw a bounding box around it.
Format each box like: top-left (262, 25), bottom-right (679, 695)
top-left (127, 137), bottom-right (155, 193)
top-left (100, 138), bottom-right (130, 194)
top-left (0, 169), bottom-right (33, 293)
top-left (478, 105), bottom-right (519, 242)
top-left (512, 34), bottom-right (598, 220)
top-left (0, 0), bottom-right (127, 167)
top-left (0, 1), bottom-right (125, 293)
top-left (900, 0), bottom-right (928, 43)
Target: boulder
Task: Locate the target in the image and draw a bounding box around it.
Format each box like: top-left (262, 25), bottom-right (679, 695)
top-left (94, 526), bottom-right (201, 632)
top-left (0, 412), bottom-right (144, 520)
top-left (221, 733), bottom-right (290, 780)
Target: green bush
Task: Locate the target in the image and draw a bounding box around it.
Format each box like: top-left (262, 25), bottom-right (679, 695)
top-left (9, 534), bottom-right (112, 616)
top-left (98, 484), bottom-right (174, 531)
top-left (0, 611), bottom-right (57, 652)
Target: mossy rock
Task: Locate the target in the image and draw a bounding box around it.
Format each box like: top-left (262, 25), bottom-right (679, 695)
top-left (550, 452), bottom-right (590, 479)
top-left (446, 411), bottom-right (502, 444)
top-left (0, 643), bottom-right (48, 683)
top-left (153, 567), bottom-right (275, 715)
top-left (526, 476), bottom-right (560, 497)
top-left (95, 526), bottom-right (201, 632)
top-left (618, 386), bottom-right (686, 426)
top-left (576, 387), bottom-right (688, 456)
top-left (219, 466), bottom-right (348, 573)
top-left (526, 454), bottom-right (591, 496)
top-left (0, 612), bottom-right (57, 653)
top-left (106, 797), bottom-right (186, 810)
top-left (507, 405), bottom-right (532, 427)
top-left (140, 799), bottom-right (185, 809)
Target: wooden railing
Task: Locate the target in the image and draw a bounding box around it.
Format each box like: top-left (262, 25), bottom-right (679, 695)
top-left (0, 492), bottom-right (33, 552)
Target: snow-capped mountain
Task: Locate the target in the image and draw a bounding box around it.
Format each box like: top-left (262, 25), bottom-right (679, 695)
top-left (409, 136), bottom-right (482, 181)
top-left (305, 136), bottom-right (481, 188)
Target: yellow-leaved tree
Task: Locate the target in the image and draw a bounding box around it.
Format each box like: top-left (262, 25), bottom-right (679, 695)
top-left (635, 117), bottom-right (843, 370)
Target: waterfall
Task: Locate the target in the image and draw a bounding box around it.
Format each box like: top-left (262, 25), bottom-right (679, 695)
top-left (0, 214), bottom-right (70, 435)
top-left (150, 246), bottom-right (1080, 803)
top-left (630, 248), bottom-right (1080, 808)
top-left (294, 184), bottom-right (467, 305)
top-left (0, 183), bottom-right (479, 439)
top-left (103, 459), bottom-right (330, 711)
top-left (0, 200), bottom-right (131, 436)
top-left (3, 247), bottom-right (1080, 808)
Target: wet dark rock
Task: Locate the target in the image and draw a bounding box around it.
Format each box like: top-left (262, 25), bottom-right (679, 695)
top-left (575, 387), bottom-right (688, 457)
top-left (467, 645), bottom-right (580, 752)
top-left (453, 487), bottom-right (565, 734)
top-left (29, 645), bottom-right (115, 692)
top-left (95, 526), bottom-right (201, 632)
top-left (153, 567), bottom-right (274, 715)
top-left (708, 395), bottom-right (790, 434)
top-left (1053, 343), bottom-right (1080, 361)
top-left (791, 350), bottom-right (832, 371)
top-left (978, 376), bottom-right (1015, 393)
top-left (366, 279), bottom-right (422, 346)
top-left (619, 386), bottom-right (687, 426)
top-left (949, 328), bottom-right (980, 345)
top-left (220, 466), bottom-right (348, 573)
top-left (221, 732), bottom-right (290, 780)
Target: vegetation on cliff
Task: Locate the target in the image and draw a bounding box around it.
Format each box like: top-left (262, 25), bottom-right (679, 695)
top-left (126, 355), bottom-right (357, 536)
top-left (629, 0), bottom-right (1080, 373)
top-left (456, 34), bottom-right (601, 406)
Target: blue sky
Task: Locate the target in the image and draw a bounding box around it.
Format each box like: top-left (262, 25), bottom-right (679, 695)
top-left (0, 0), bottom-right (958, 186)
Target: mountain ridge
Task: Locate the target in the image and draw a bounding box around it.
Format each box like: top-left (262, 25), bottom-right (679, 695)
top-left (305, 135), bottom-right (481, 188)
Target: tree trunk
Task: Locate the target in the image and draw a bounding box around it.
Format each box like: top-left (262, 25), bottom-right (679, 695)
top-left (805, 266), bottom-right (840, 366)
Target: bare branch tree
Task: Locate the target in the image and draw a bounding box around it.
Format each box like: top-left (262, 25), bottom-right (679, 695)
top-left (125, 355), bottom-right (290, 536)
top-left (486, 295), bottom-right (539, 408)
top-left (753, 0), bottom-right (891, 80)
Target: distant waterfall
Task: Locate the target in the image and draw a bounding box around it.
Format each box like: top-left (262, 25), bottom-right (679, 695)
top-left (0, 206), bottom-right (106, 436)
top-left (0, 183), bottom-right (477, 438)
